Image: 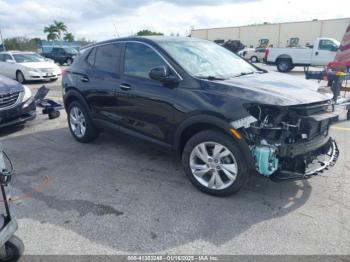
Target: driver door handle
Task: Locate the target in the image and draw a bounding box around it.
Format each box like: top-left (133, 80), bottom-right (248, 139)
top-left (120, 83), bottom-right (131, 91)
top-left (80, 76), bottom-right (89, 82)
top-left (315, 51), bottom-right (319, 56)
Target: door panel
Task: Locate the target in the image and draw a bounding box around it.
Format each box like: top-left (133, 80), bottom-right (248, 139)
top-left (115, 42), bottom-right (176, 143)
top-left (77, 44), bottom-right (123, 124)
top-left (311, 39), bottom-right (337, 66)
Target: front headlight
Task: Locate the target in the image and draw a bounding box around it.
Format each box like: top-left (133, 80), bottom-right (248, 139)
top-left (22, 85), bottom-right (32, 102)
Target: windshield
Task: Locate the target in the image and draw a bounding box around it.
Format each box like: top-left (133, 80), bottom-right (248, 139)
top-left (158, 40), bottom-right (257, 79)
top-left (64, 47), bottom-right (78, 54)
top-left (13, 53), bottom-right (46, 63)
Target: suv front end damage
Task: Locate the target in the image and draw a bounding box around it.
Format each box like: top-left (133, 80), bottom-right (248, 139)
top-left (235, 101), bottom-right (339, 181)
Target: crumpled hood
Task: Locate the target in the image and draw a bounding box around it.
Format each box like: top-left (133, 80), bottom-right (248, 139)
top-left (206, 71), bottom-right (332, 106)
top-left (0, 75), bottom-right (24, 94)
top-left (19, 62), bottom-right (60, 70)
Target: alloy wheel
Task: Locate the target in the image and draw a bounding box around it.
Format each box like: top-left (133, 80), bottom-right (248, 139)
top-left (16, 72), bottom-right (24, 83)
top-left (69, 106), bottom-right (86, 138)
top-left (189, 142), bottom-right (238, 190)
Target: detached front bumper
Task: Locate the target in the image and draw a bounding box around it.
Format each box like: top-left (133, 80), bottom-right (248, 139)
top-left (0, 99), bottom-right (36, 128)
top-left (271, 137), bottom-right (339, 182)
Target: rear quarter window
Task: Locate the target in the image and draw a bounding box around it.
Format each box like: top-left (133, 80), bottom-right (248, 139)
top-left (94, 43), bottom-right (121, 74)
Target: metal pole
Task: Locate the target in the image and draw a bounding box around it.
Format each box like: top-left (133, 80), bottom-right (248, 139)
top-left (0, 26), bottom-right (5, 51)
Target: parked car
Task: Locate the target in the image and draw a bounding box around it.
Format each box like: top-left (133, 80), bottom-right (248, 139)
top-left (238, 48), bottom-right (254, 58)
top-left (62, 37), bottom-right (339, 196)
top-left (42, 47), bottom-right (78, 65)
top-left (243, 48), bottom-right (266, 63)
top-left (264, 37), bottom-right (340, 72)
top-left (0, 51), bottom-right (61, 83)
top-left (0, 75), bottom-right (36, 128)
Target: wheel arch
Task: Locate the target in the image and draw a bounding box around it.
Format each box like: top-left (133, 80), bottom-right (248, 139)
top-left (275, 54), bottom-right (293, 63)
top-left (174, 115), bottom-right (256, 171)
top-left (64, 88), bottom-right (91, 113)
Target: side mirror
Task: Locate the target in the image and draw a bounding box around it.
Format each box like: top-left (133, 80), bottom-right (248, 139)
top-left (149, 66), bottom-right (179, 83)
top-left (5, 59), bottom-right (14, 64)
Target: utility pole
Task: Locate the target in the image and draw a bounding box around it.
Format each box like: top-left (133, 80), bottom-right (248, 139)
top-left (113, 24), bottom-right (120, 38)
top-left (0, 26), bottom-right (5, 51)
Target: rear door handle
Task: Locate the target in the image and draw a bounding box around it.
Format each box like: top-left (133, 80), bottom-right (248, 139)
top-left (120, 83), bottom-right (131, 91)
top-left (315, 52), bottom-right (319, 56)
top-left (80, 76), bottom-right (89, 82)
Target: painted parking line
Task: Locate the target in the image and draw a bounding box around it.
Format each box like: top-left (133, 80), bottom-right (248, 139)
top-left (331, 126), bottom-right (350, 131)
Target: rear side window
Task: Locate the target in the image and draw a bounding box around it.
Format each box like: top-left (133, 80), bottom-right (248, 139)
top-left (94, 43), bottom-right (121, 74)
top-left (4, 54), bottom-right (12, 61)
top-left (124, 42), bottom-right (166, 79)
top-left (86, 48), bottom-right (96, 66)
top-left (0, 54), bottom-right (4, 62)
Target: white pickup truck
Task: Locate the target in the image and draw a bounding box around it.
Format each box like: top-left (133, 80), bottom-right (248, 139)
top-left (264, 38), bottom-right (340, 72)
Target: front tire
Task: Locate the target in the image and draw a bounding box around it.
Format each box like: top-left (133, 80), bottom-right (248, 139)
top-left (250, 56), bottom-right (258, 63)
top-left (0, 235), bottom-right (24, 262)
top-left (16, 71), bottom-right (25, 84)
top-left (68, 101), bottom-right (99, 143)
top-left (182, 130), bottom-right (249, 197)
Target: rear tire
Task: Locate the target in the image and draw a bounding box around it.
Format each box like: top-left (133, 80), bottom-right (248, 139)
top-left (67, 101), bottom-right (99, 143)
top-left (15, 71), bottom-right (25, 84)
top-left (66, 58), bottom-right (73, 66)
top-left (182, 130), bottom-right (249, 197)
top-left (276, 58), bottom-right (292, 72)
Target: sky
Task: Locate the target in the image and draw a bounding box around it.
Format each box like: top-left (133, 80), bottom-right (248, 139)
top-left (0, 0), bottom-right (349, 41)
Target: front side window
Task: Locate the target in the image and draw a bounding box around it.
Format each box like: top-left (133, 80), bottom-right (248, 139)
top-left (13, 53), bottom-right (45, 63)
top-left (124, 42), bottom-right (166, 79)
top-left (94, 44), bottom-right (121, 74)
top-left (158, 40), bottom-right (257, 78)
top-left (0, 54), bottom-right (4, 62)
top-left (4, 54), bottom-right (13, 62)
top-left (318, 40), bottom-right (339, 51)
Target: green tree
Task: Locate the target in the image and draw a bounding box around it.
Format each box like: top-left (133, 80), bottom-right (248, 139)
top-left (135, 30), bottom-right (163, 36)
top-left (64, 32), bottom-right (74, 42)
top-left (53, 21), bottom-right (67, 39)
top-left (44, 21), bottom-right (68, 40)
top-left (44, 25), bottom-right (59, 40)
top-left (3, 37), bottom-right (40, 51)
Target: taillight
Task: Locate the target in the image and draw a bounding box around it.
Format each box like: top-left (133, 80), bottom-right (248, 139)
top-left (264, 49), bottom-right (269, 59)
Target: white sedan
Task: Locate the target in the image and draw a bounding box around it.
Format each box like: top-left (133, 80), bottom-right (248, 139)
top-left (0, 51), bottom-right (61, 83)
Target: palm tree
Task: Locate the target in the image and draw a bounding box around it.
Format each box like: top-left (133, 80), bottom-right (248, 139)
top-left (64, 33), bottom-right (74, 42)
top-left (44, 25), bottom-right (59, 41)
top-left (53, 21), bottom-right (67, 40)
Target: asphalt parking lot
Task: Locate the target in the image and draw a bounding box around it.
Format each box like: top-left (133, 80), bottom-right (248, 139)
top-left (0, 64), bottom-right (349, 255)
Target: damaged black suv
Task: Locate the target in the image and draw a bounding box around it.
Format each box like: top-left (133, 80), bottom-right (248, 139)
top-left (62, 37), bottom-right (339, 196)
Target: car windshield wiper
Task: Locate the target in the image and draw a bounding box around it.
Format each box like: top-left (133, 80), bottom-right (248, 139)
top-left (196, 75), bottom-right (227, 81)
top-left (231, 71), bottom-right (255, 78)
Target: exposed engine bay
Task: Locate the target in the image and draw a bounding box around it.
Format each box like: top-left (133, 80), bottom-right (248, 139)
top-left (235, 101), bottom-right (339, 181)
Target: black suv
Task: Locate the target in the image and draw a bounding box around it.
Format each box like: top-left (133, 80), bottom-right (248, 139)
top-left (62, 37), bottom-right (339, 196)
top-left (43, 47), bottom-right (77, 65)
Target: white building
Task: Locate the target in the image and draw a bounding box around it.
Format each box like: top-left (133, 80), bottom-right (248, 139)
top-left (191, 17), bottom-right (350, 48)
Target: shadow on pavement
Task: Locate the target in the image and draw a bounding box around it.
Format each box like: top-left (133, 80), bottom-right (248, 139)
top-left (2, 127), bottom-right (312, 252)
